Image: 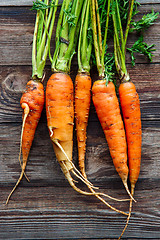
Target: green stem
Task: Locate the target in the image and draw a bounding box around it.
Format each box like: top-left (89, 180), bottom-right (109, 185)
top-left (112, 2), bottom-right (128, 78)
top-left (90, 0), bottom-right (104, 77)
top-left (32, 11), bottom-right (40, 79)
top-left (101, 0), bottom-right (111, 68)
top-left (123, 0), bottom-right (135, 56)
top-left (95, 0), bottom-right (103, 59)
top-left (78, 0), bottom-right (91, 73)
top-left (115, 0), bottom-right (124, 45)
top-left (37, 0), bottom-right (59, 78)
top-left (32, 0), bottom-right (58, 79)
top-left (52, 0), bottom-right (84, 73)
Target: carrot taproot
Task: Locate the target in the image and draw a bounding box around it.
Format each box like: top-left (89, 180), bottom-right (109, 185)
top-left (75, 73), bottom-right (91, 177)
top-left (117, 81), bottom-right (142, 239)
top-left (119, 81), bottom-right (142, 192)
top-left (6, 80), bottom-right (44, 204)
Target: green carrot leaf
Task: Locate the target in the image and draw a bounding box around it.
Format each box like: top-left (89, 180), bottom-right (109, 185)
top-left (104, 51), bottom-right (115, 83)
top-left (63, 2), bottom-right (76, 27)
top-left (32, 0), bottom-right (51, 11)
top-left (130, 10), bottom-right (159, 33)
top-left (127, 35), bottom-right (156, 66)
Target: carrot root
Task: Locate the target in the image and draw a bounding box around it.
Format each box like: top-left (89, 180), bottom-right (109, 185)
top-left (74, 73), bottom-right (91, 177)
top-left (6, 162), bottom-right (27, 205)
top-left (118, 186), bottom-right (135, 240)
top-left (18, 103), bottom-right (30, 182)
top-left (52, 138), bottom-right (97, 189)
top-left (52, 139), bottom-right (128, 215)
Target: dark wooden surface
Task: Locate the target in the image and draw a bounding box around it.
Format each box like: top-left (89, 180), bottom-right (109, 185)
top-left (0, 1), bottom-right (160, 239)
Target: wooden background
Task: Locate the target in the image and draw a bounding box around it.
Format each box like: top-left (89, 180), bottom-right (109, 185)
top-left (0, 0), bottom-right (160, 239)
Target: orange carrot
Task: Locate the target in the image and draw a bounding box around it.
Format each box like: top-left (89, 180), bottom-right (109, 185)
top-left (92, 80), bottom-right (135, 201)
top-left (117, 81), bottom-right (142, 239)
top-left (119, 81), bottom-right (141, 192)
top-left (75, 73), bottom-right (91, 177)
top-left (6, 80), bottom-right (44, 204)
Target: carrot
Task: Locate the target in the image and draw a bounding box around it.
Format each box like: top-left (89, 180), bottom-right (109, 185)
top-left (117, 81), bottom-right (142, 239)
top-left (74, 0), bottom-right (92, 178)
top-left (75, 73), bottom-right (91, 177)
top-left (6, 0), bottom-right (58, 204)
top-left (119, 81), bottom-right (141, 192)
top-left (6, 80), bottom-right (44, 204)
top-left (47, 0), bottom-right (98, 196)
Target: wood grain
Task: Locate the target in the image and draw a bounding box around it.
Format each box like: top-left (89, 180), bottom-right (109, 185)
top-left (0, 1), bottom-right (160, 240)
top-left (0, 0), bottom-right (159, 6)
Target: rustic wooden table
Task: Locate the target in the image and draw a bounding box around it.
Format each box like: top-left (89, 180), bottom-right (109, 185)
top-left (0, 0), bottom-right (160, 239)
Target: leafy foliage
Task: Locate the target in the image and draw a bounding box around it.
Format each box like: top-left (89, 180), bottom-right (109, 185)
top-left (127, 36), bottom-right (156, 66)
top-left (104, 52), bottom-right (115, 84)
top-left (31, 0), bottom-right (56, 11)
top-left (97, 0), bottom-right (158, 76)
top-left (130, 10), bottom-right (159, 33)
top-left (63, 2), bottom-right (77, 27)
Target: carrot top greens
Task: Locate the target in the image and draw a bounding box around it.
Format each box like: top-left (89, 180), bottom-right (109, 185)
top-left (111, 0), bottom-right (158, 82)
top-left (96, 0), bottom-right (158, 81)
top-left (90, 0), bottom-right (111, 80)
top-left (31, 0), bottom-right (59, 80)
top-left (77, 0), bottom-right (92, 73)
top-left (51, 0), bottom-right (84, 73)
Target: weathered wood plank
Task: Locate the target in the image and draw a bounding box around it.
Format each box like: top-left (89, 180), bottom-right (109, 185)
top-left (0, 1), bottom-right (160, 239)
top-left (0, 5), bottom-right (160, 65)
top-left (0, 0), bottom-right (63, 6)
top-left (0, 180), bottom-right (160, 239)
top-left (0, 0), bottom-right (159, 6)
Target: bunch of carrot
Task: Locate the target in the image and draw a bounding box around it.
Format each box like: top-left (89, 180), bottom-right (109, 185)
top-left (6, 0), bottom-right (158, 238)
